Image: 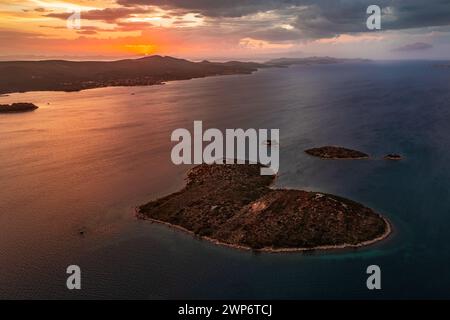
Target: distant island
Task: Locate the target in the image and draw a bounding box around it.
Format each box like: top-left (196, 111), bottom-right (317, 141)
top-left (137, 163), bottom-right (390, 252)
top-left (433, 63), bottom-right (450, 69)
top-left (266, 56), bottom-right (371, 67)
top-left (0, 102), bottom-right (38, 113)
top-left (305, 146), bottom-right (369, 159)
top-left (0, 56), bottom-right (370, 94)
top-left (384, 154), bottom-right (402, 160)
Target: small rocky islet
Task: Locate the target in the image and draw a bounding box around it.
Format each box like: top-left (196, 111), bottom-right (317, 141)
top-left (304, 146), bottom-right (403, 161)
top-left (305, 146), bottom-right (369, 159)
top-left (138, 163), bottom-right (390, 252)
top-left (384, 154), bottom-right (402, 160)
top-left (0, 103), bottom-right (38, 113)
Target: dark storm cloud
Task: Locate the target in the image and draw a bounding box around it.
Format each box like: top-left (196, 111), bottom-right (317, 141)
top-left (116, 0), bottom-right (300, 17)
top-left (392, 42), bottom-right (433, 52)
top-left (288, 0), bottom-right (450, 39)
top-left (116, 0), bottom-right (450, 39)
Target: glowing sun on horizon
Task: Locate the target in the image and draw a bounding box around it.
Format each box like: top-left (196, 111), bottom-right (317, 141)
top-left (124, 44), bottom-right (157, 55)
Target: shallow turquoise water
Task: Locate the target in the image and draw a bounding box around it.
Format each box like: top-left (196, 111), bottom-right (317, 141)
top-left (0, 61), bottom-right (449, 299)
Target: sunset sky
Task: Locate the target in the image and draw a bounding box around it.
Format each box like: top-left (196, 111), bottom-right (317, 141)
top-left (1, 0), bottom-right (450, 61)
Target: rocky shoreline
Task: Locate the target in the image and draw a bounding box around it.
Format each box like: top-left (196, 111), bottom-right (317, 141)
top-left (137, 163), bottom-right (391, 252)
top-left (136, 210), bottom-right (391, 253)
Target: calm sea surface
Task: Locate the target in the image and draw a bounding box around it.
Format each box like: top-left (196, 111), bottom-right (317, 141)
top-left (1, 61), bottom-right (450, 299)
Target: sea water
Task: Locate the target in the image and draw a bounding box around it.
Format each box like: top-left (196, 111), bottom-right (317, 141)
top-left (0, 61), bottom-right (450, 299)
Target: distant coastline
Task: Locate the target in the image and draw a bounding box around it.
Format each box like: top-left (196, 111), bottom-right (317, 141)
top-left (0, 56), bottom-right (370, 95)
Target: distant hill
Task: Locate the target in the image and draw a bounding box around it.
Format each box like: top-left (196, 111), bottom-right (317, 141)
top-left (266, 56), bottom-right (371, 67)
top-left (0, 55), bottom-right (264, 94)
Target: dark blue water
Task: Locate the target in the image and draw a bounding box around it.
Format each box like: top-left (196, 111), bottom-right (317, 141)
top-left (0, 61), bottom-right (449, 299)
